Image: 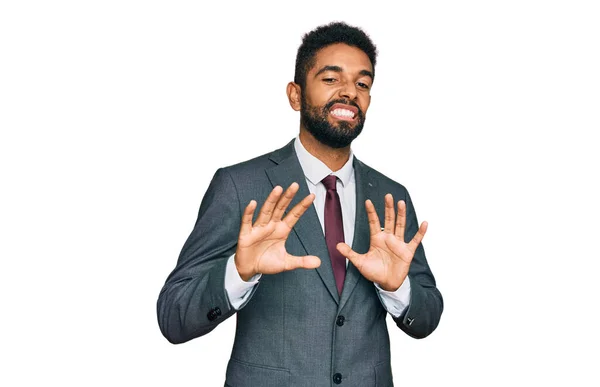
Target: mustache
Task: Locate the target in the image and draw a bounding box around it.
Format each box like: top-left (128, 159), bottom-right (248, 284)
top-left (324, 99), bottom-right (363, 116)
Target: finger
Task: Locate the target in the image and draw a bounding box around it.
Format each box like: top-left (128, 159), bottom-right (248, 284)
top-left (284, 254), bottom-right (321, 271)
top-left (365, 199), bottom-right (382, 236)
top-left (239, 200), bottom-right (258, 236)
top-left (407, 221), bottom-right (428, 252)
top-left (336, 242), bottom-right (365, 269)
top-left (395, 200), bottom-right (407, 241)
top-left (383, 194), bottom-right (395, 233)
top-left (255, 186), bottom-right (283, 226)
top-left (272, 182), bottom-right (299, 221)
top-left (282, 193), bottom-right (316, 228)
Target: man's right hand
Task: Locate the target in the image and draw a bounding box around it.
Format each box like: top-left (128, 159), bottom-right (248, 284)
top-left (234, 183), bottom-right (321, 281)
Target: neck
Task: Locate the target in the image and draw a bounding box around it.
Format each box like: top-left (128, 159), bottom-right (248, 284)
top-left (299, 128), bottom-right (351, 172)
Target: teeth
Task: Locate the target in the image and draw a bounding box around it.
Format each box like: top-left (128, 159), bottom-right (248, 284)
top-left (331, 108), bottom-right (355, 118)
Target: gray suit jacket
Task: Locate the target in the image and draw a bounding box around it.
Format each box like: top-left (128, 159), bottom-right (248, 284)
top-left (157, 139), bottom-right (443, 387)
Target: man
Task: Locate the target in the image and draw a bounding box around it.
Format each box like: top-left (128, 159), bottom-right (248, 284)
top-left (157, 22), bottom-right (443, 386)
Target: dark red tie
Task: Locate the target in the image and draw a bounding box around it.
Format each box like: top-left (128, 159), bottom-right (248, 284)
top-left (322, 175), bottom-right (346, 295)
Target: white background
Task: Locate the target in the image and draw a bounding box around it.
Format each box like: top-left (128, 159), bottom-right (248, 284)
top-left (1, 1), bottom-right (599, 386)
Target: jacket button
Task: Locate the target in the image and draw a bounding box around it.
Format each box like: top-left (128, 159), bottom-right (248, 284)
top-left (336, 315), bottom-right (345, 326)
top-left (333, 373), bottom-right (342, 384)
top-left (207, 308), bottom-right (220, 322)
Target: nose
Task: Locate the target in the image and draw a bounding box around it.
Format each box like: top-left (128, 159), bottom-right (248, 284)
top-left (339, 80), bottom-right (357, 100)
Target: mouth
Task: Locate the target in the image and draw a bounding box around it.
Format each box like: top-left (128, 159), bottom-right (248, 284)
top-left (329, 103), bottom-right (358, 122)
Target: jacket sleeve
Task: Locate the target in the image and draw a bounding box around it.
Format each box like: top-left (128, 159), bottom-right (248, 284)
top-left (392, 189), bottom-right (444, 338)
top-left (157, 168), bottom-right (258, 344)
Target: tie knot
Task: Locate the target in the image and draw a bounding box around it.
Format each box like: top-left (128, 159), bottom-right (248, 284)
top-left (321, 175), bottom-right (338, 191)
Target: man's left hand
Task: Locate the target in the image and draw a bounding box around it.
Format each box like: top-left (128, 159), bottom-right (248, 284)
top-left (336, 194), bottom-right (428, 291)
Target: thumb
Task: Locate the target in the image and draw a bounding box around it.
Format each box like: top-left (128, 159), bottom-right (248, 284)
top-left (336, 243), bottom-right (363, 267)
top-left (284, 254), bottom-right (321, 271)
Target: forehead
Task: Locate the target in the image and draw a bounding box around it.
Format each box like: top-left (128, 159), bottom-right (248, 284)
top-left (309, 43), bottom-right (373, 75)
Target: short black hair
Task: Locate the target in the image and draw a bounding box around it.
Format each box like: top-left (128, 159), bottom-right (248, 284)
top-left (294, 21), bottom-right (378, 89)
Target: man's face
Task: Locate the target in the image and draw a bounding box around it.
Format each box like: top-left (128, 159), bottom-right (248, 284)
top-left (300, 43), bottom-right (373, 148)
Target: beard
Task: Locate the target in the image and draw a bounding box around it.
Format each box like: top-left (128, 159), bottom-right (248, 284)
top-left (300, 94), bottom-right (365, 149)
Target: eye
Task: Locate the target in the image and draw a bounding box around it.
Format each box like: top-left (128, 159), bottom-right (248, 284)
top-left (322, 78), bottom-right (337, 84)
top-left (357, 82), bottom-right (370, 89)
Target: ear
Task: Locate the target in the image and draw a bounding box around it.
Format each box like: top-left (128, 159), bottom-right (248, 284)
top-left (286, 82), bottom-right (302, 111)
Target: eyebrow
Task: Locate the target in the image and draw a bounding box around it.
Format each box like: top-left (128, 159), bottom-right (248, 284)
top-left (314, 65), bottom-right (374, 80)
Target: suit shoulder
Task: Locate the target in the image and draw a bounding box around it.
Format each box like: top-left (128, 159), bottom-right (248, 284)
top-left (217, 139), bottom-right (294, 179)
top-left (222, 151), bottom-right (273, 177)
top-left (356, 159), bottom-right (409, 194)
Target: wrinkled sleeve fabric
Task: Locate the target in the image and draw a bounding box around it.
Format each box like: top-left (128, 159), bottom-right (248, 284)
top-left (157, 168), bottom-right (259, 344)
top-left (391, 189), bottom-right (444, 339)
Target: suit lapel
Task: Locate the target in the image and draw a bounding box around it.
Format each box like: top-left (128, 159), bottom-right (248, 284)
top-left (265, 140), bottom-right (340, 304)
top-left (339, 157), bottom-right (376, 310)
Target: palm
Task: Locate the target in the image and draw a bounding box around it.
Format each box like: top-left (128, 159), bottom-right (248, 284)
top-left (238, 222), bottom-right (294, 274)
top-left (337, 194), bottom-right (428, 291)
top-left (235, 183), bottom-right (321, 281)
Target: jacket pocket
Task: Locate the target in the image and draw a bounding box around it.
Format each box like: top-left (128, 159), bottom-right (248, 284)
top-left (374, 361), bottom-right (393, 387)
top-left (225, 358), bottom-right (290, 387)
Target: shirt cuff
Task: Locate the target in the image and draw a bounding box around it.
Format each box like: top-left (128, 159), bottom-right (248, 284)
top-left (374, 277), bottom-right (411, 318)
top-left (225, 254), bottom-right (261, 310)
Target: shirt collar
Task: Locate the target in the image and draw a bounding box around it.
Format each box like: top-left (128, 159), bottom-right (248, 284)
top-left (294, 136), bottom-right (354, 187)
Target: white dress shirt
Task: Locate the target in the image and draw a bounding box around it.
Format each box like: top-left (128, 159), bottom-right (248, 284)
top-left (224, 137), bottom-right (411, 318)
